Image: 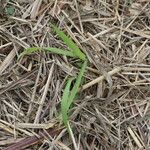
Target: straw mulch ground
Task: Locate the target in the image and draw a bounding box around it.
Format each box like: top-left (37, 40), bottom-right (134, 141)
top-left (0, 0), bottom-right (150, 150)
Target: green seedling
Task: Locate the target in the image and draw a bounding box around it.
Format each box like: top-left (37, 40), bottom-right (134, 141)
top-left (18, 25), bottom-right (87, 139)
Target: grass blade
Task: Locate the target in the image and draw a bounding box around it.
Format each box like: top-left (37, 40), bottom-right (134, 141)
top-left (67, 60), bottom-right (87, 110)
top-left (61, 60), bottom-right (87, 127)
top-left (61, 78), bottom-right (73, 127)
top-left (51, 25), bottom-right (86, 61)
top-left (18, 47), bottom-right (40, 59)
top-left (43, 47), bottom-right (75, 57)
top-left (19, 47), bottom-right (76, 59)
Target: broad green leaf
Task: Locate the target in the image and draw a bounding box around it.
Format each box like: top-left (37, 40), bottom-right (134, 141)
top-left (51, 25), bottom-right (86, 61)
top-left (61, 78), bottom-right (73, 127)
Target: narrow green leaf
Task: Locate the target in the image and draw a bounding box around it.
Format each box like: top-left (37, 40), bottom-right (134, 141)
top-left (18, 47), bottom-right (40, 59)
top-left (67, 60), bottom-right (87, 109)
top-left (51, 25), bottom-right (86, 60)
top-left (61, 60), bottom-right (87, 128)
top-left (22, 47), bottom-right (40, 54)
top-left (43, 47), bottom-right (76, 57)
top-left (19, 47), bottom-right (76, 59)
top-left (61, 78), bottom-right (73, 127)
